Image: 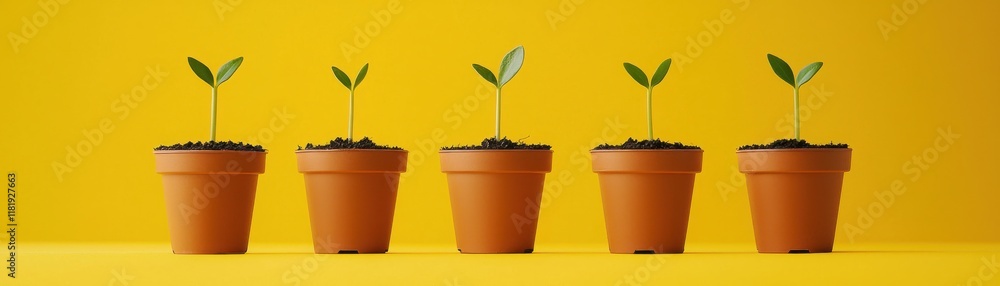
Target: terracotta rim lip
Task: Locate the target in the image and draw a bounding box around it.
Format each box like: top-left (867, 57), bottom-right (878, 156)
top-left (590, 149), bottom-right (704, 153)
top-left (295, 149), bottom-right (408, 154)
top-left (736, 148), bottom-right (852, 154)
top-left (299, 170), bottom-right (404, 174)
top-left (593, 169), bottom-right (702, 174)
top-left (153, 150), bottom-right (268, 155)
top-left (439, 149), bottom-right (553, 154)
top-left (296, 149), bottom-right (408, 173)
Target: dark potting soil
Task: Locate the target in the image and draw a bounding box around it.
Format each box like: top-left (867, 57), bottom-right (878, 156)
top-left (737, 138), bottom-right (849, 150)
top-left (298, 137), bottom-right (402, 150)
top-left (593, 138), bottom-right (701, 150)
top-left (441, 137), bottom-right (552, 150)
top-left (154, 141), bottom-right (266, 152)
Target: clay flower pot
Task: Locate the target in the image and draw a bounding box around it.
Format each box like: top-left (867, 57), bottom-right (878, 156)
top-left (295, 149), bottom-right (407, 254)
top-left (439, 150), bottom-right (553, 253)
top-left (591, 149), bottom-right (703, 254)
top-left (737, 148), bottom-right (852, 253)
top-left (154, 150), bottom-right (266, 254)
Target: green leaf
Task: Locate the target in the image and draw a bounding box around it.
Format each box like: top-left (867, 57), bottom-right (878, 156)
top-left (354, 63), bottom-right (369, 89)
top-left (331, 66), bottom-right (352, 90)
top-left (795, 62), bottom-right (823, 88)
top-left (472, 64), bottom-right (497, 86)
top-left (497, 45), bottom-right (524, 87)
top-left (187, 57), bottom-right (214, 87)
top-left (215, 57), bottom-right (244, 87)
top-left (649, 59), bottom-right (672, 87)
top-left (767, 54), bottom-right (795, 87)
top-left (623, 62), bottom-right (648, 88)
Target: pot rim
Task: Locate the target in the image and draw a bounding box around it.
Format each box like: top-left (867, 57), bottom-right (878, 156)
top-left (736, 148), bottom-right (852, 154)
top-left (439, 149), bottom-right (553, 153)
top-left (154, 150), bottom-right (266, 174)
top-left (439, 149), bottom-right (553, 173)
top-left (153, 150), bottom-right (268, 155)
top-left (736, 148), bottom-right (851, 173)
top-left (295, 149), bottom-right (408, 154)
top-left (590, 149), bottom-right (703, 153)
top-left (296, 149), bottom-right (408, 173)
top-left (591, 149), bottom-right (703, 173)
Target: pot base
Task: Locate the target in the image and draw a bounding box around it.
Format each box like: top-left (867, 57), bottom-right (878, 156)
top-left (331, 249), bottom-right (389, 254)
top-left (458, 248), bottom-right (533, 254)
top-left (172, 250), bottom-right (247, 255)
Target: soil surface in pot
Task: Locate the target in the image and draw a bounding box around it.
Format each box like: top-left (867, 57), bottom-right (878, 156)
top-left (593, 138), bottom-right (700, 150)
top-left (298, 137), bottom-right (402, 150)
top-left (154, 141), bottom-right (265, 152)
top-left (441, 137), bottom-right (551, 150)
top-left (738, 139), bottom-right (849, 150)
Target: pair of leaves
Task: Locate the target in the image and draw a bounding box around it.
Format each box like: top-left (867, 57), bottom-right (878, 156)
top-left (473, 45), bottom-right (524, 88)
top-left (767, 54), bottom-right (823, 88)
top-left (331, 63), bottom-right (369, 91)
top-left (623, 59), bottom-right (672, 89)
top-left (188, 57), bottom-right (244, 88)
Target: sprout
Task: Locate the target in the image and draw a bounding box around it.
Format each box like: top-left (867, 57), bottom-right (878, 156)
top-left (330, 63), bottom-right (369, 141)
top-left (623, 59), bottom-right (672, 140)
top-left (472, 45), bottom-right (524, 140)
top-left (187, 56), bottom-right (244, 142)
top-left (766, 54), bottom-right (823, 140)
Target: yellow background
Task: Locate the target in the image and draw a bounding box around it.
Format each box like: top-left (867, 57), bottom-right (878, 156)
top-left (2, 0), bottom-right (999, 285)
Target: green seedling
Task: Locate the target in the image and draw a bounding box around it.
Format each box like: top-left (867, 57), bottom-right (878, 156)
top-left (330, 63), bottom-right (370, 141)
top-left (187, 56), bottom-right (245, 142)
top-left (472, 45), bottom-right (525, 140)
top-left (766, 54), bottom-right (823, 140)
top-left (623, 59), bottom-right (672, 140)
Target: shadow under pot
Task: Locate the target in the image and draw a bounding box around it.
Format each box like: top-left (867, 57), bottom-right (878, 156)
top-left (439, 150), bottom-right (553, 254)
top-left (154, 150), bottom-right (266, 254)
top-left (591, 149), bottom-right (703, 254)
top-left (737, 148), bottom-right (852, 253)
top-left (296, 149), bottom-right (408, 254)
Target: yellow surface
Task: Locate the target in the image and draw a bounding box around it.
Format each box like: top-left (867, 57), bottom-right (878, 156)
top-left (1, 0), bottom-right (999, 285)
top-left (11, 244), bottom-right (1000, 285)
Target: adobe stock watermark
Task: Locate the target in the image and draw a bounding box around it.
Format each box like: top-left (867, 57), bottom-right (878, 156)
top-left (214, 0), bottom-right (245, 21)
top-left (955, 255), bottom-right (999, 286)
top-left (399, 80), bottom-right (494, 183)
top-left (396, 79), bottom-right (626, 233)
top-left (178, 107), bottom-right (295, 223)
top-left (717, 84), bottom-right (834, 202)
top-left (51, 65), bottom-right (169, 182)
top-left (842, 126), bottom-right (959, 243)
top-left (107, 267), bottom-right (134, 286)
top-left (877, 0), bottom-right (929, 41)
top-left (512, 117), bottom-right (627, 234)
top-left (545, 0), bottom-right (586, 31)
top-left (177, 158), bottom-right (244, 224)
top-left (405, 79), bottom-right (626, 186)
top-left (7, 0), bottom-right (71, 54)
top-left (613, 246), bottom-right (666, 286)
top-left (671, 0), bottom-right (750, 73)
top-left (243, 107), bottom-right (296, 147)
top-left (341, 0), bottom-right (403, 62)
top-left (281, 236), bottom-right (339, 286)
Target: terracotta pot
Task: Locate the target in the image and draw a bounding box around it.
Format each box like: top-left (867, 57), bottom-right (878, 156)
top-left (154, 150), bottom-right (266, 254)
top-left (296, 149), bottom-right (407, 254)
top-left (591, 149), bottom-right (703, 254)
top-left (439, 150), bottom-right (553, 253)
top-left (737, 148), bottom-right (852, 253)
